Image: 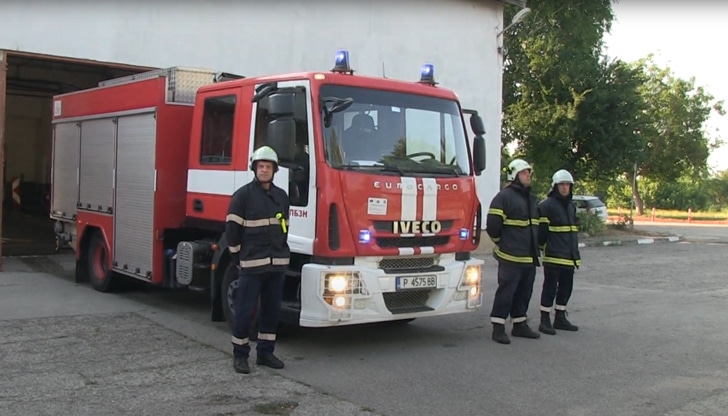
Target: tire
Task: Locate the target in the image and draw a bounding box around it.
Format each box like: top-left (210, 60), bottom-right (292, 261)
top-left (221, 262), bottom-right (259, 340)
top-left (87, 231), bottom-right (119, 292)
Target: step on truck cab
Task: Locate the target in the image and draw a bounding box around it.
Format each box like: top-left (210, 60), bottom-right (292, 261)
top-left (50, 51), bottom-right (487, 328)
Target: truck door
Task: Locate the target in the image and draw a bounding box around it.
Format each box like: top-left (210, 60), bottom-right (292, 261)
top-left (248, 80), bottom-right (315, 256)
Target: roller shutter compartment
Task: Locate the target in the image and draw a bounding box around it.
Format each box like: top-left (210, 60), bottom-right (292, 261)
top-left (113, 112), bottom-right (156, 279)
top-left (51, 122), bottom-right (81, 220)
top-left (79, 118), bottom-right (115, 213)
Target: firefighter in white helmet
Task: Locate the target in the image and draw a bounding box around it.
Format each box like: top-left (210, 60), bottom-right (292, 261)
top-left (486, 158), bottom-right (541, 344)
top-left (536, 169), bottom-right (580, 334)
top-left (225, 145), bottom-right (290, 374)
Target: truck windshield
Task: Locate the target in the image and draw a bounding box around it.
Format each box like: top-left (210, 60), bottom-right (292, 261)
top-left (320, 85), bottom-right (471, 176)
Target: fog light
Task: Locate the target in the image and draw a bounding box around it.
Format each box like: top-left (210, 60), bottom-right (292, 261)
top-left (334, 295), bottom-right (347, 308)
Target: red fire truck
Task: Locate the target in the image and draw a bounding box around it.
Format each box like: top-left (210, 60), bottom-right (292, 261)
top-left (50, 51), bottom-right (487, 327)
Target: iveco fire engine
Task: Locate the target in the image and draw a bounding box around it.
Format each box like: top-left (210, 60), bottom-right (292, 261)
top-left (50, 51), bottom-right (487, 327)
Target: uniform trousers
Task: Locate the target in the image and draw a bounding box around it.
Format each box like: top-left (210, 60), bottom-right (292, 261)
top-left (540, 265), bottom-right (574, 311)
top-left (231, 270), bottom-right (285, 358)
top-left (490, 263), bottom-right (536, 324)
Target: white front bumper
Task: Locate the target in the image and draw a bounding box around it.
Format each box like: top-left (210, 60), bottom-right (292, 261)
top-left (298, 254), bottom-right (484, 327)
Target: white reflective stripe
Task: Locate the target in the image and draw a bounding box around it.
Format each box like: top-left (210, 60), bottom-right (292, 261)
top-left (540, 305), bottom-right (553, 313)
top-left (512, 316), bottom-right (527, 323)
top-left (231, 336), bottom-right (249, 346)
top-left (226, 214), bottom-right (243, 225)
top-left (243, 218), bottom-right (279, 227)
top-left (398, 247), bottom-right (415, 256)
top-left (554, 304), bottom-right (567, 311)
top-left (258, 333), bottom-right (276, 341)
top-left (420, 246), bottom-right (435, 255)
top-left (490, 317), bottom-right (506, 324)
top-left (229, 245), bottom-right (241, 253)
top-left (422, 178), bottom-right (437, 222)
top-left (240, 257), bottom-right (290, 268)
top-left (400, 177), bottom-right (417, 222)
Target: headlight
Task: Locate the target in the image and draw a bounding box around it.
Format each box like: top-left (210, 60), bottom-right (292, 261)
top-left (465, 265), bottom-right (481, 285)
top-left (328, 275), bottom-right (348, 293)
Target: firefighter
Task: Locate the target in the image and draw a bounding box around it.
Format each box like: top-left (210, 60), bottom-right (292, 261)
top-left (225, 145), bottom-right (290, 374)
top-left (537, 169), bottom-right (580, 334)
top-left (486, 158), bottom-right (541, 344)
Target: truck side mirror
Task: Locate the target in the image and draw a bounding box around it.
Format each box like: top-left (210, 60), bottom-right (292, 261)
top-left (266, 92), bottom-right (296, 162)
top-left (267, 119), bottom-right (295, 162)
top-left (473, 136), bottom-right (486, 175)
top-left (470, 114), bottom-right (486, 136)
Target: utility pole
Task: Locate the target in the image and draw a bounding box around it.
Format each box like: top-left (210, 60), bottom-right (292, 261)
top-left (630, 161), bottom-right (637, 231)
top-left (0, 50), bottom-right (7, 269)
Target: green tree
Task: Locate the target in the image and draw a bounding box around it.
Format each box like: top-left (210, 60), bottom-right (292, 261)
top-left (502, 0), bottom-right (640, 195)
top-left (630, 56), bottom-right (725, 213)
top-left (706, 169), bottom-right (728, 210)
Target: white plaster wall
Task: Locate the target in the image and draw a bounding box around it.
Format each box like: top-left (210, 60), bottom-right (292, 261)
top-left (1, 0), bottom-right (505, 214)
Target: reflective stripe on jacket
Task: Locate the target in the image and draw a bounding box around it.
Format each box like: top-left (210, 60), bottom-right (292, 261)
top-left (537, 190), bottom-right (581, 269)
top-left (486, 183), bottom-right (540, 267)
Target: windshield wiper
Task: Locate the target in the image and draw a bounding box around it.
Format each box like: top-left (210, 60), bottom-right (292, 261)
top-left (336, 164), bottom-right (405, 176)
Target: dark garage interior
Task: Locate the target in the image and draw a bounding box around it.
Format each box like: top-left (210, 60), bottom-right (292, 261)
top-left (1, 50), bottom-right (153, 258)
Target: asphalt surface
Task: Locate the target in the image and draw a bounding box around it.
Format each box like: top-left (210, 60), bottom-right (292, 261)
top-left (0, 257), bottom-right (379, 416)
top-left (2, 223), bottom-right (728, 415)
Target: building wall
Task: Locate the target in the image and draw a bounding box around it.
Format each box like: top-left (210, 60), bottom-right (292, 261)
top-left (1, 0), bottom-right (506, 209)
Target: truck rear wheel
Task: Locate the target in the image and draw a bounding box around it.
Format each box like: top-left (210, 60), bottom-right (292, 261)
top-left (221, 262), bottom-right (259, 340)
top-left (87, 231), bottom-right (119, 292)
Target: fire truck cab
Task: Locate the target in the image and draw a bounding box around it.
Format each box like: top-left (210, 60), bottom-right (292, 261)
top-left (50, 51), bottom-right (487, 328)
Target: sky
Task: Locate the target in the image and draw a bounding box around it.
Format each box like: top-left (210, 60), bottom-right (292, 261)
top-left (602, 1), bottom-right (728, 173)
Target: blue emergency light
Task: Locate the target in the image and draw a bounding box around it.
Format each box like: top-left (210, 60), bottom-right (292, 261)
top-left (459, 228), bottom-right (470, 240)
top-left (419, 63), bottom-right (437, 85)
top-left (359, 229), bottom-right (371, 244)
top-left (333, 50), bottom-right (353, 74)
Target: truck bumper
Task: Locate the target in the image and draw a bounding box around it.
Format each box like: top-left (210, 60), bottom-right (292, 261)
top-left (298, 254), bottom-right (484, 327)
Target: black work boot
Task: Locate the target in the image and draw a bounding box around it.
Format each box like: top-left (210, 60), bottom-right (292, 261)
top-left (539, 311), bottom-right (556, 335)
top-left (512, 321), bottom-right (541, 339)
top-left (257, 353), bottom-right (285, 369)
top-left (233, 356), bottom-right (250, 374)
top-left (554, 310), bottom-right (578, 331)
top-left (492, 323), bottom-right (511, 344)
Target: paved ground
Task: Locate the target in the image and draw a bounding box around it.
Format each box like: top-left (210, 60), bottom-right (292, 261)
top-left (0, 259), bottom-right (380, 416)
top-left (2, 223), bottom-right (727, 415)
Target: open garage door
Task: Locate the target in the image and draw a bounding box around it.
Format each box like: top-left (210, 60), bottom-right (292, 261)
top-left (0, 50), bottom-right (154, 262)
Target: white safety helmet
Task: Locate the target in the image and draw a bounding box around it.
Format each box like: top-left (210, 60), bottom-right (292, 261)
top-left (249, 145), bottom-right (279, 171)
top-left (551, 169), bottom-right (574, 188)
top-left (506, 158), bottom-right (532, 182)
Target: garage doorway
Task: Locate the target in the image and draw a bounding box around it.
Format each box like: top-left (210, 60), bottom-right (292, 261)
top-left (0, 50), bottom-right (154, 261)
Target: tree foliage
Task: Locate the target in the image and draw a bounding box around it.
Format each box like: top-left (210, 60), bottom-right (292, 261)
top-left (500, 0), bottom-right (725, 211)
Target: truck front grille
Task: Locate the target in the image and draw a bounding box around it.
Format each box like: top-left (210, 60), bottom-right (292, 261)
top-left (376, 236), bottom-right (450, 248)
top-left (383, 290), bottom-right (434, 314)
top-left (379, 257), bottom-right (434, 270)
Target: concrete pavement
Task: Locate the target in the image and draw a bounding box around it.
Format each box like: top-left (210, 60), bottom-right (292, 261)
top-left (0, 257), bottom-right (380, 416)
top-left (0, 224), bottom-right (694, 416)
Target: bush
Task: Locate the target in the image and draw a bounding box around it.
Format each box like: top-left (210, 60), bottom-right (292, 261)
top-left (577, 211), bottom-right (606, 235)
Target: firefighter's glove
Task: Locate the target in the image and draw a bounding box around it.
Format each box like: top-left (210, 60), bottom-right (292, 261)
top-left (276, 212), bottom-right (288, 234)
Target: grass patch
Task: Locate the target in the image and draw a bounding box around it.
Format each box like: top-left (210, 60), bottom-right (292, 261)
top-left (608, 209), bottom-right (728, 221)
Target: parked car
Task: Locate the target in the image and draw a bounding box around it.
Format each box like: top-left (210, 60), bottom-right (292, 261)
top-left (572, 195), bottom-right (608, 222)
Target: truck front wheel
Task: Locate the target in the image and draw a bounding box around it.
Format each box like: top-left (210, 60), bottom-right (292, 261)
top-left (221, 262), bottom-right (259, 340)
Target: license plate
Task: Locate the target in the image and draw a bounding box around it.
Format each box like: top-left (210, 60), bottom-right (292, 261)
top-left (396, 275), bottom-right (437, 290)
